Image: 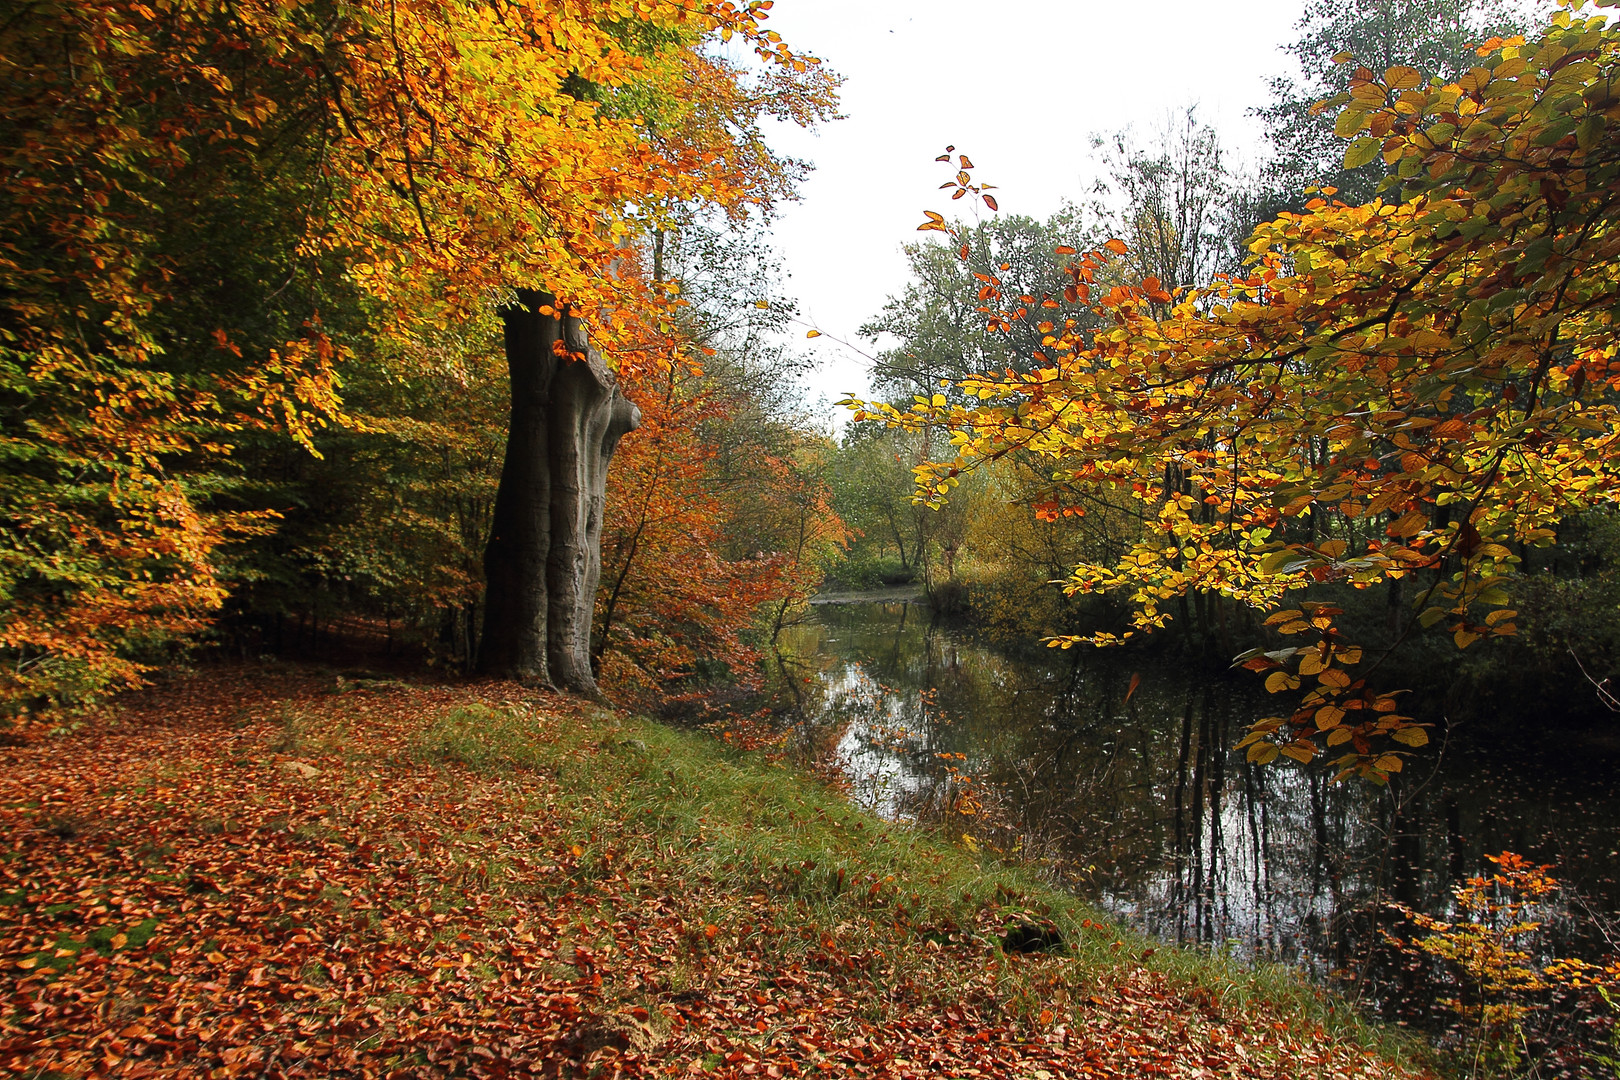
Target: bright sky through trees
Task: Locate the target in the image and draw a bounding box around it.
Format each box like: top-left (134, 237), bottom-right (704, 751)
top-left (757, 0), bottom-right (1532, 412)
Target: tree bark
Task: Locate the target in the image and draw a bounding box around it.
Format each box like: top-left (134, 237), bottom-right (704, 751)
top-left (477, 290), bottom-right (639, 695)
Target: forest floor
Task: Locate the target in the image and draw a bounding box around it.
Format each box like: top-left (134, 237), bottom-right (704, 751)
top-left (2, 664), bottom-right (1434, 1079)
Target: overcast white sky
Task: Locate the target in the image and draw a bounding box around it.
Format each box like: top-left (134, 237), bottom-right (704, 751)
top-left (750, 0), bottom-right (1323, 417)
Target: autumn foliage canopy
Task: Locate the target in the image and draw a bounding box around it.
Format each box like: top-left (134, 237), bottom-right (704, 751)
top-left (0, 0), bottom-right (834, 708)
top-left (855, 0), bottom-right (1620, 780)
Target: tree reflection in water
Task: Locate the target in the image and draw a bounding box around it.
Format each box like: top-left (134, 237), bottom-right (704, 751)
top-left (770, 599), bottom-right (1620, 1020)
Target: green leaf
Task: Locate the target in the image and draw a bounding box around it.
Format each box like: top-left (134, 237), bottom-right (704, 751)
top-left (1577, 114), bottom-right (1604, 149)
top-left (1259, 548), bottom-right (1310, 575)
top-left (1344, 137), bottom-right (1382, 170)
top-left (1335, 109), bottom-right (1370, 138)
top-left (1423, 121), bottom-right (1456, 145)
top-left (1533, 117), bottom-right (1578, 146)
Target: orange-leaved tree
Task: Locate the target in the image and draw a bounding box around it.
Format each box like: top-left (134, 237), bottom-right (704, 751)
top-left (1, 0), bottom-right (836, 709)
top-left (595, 342), bottom-right (848, 706)
top-left (851, 0), bottom-right (1620, 781)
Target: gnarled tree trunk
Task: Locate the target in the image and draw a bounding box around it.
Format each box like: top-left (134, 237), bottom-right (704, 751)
top-left (477, 289), bottom-right (639, 695)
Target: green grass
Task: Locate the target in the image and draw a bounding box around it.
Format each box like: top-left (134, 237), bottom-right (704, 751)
top-left (410, 700), bottom-right (1434, 1073)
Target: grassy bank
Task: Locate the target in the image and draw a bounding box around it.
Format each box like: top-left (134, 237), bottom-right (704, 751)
top-left (1, 667), bottom-right (1431, 1078)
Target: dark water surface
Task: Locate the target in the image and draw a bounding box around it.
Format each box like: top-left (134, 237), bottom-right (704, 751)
top-left (773, 597), bottom-right (1620, 989)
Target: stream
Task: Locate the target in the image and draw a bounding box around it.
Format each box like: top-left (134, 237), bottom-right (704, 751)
top-left (771, 595), bottom-right (1620, 994)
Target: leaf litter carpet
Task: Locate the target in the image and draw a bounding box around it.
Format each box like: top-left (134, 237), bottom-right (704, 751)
top-left (0, 668), bottom-right (1425, 1078)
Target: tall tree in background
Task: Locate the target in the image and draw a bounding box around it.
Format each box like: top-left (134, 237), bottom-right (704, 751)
top-left (1255, 0), bottom-right (1526, 208)
top-left (1089, 110), bottom-right (1251, 297)
top-left (594, 216), bottom-right (847, 702)
top-left (861, 213), bottom-right (1097, 402)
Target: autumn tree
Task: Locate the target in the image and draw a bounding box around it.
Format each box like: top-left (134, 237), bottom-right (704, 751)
top-left (590, 215), bottom-right (846, 703)
top-left (0, 0), bottom-right (837, 708)
top-left (856, 0), bottom-right (1620, 781)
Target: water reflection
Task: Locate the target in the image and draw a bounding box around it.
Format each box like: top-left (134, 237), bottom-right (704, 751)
top-left (772, 598), bottom-right (1620, 995)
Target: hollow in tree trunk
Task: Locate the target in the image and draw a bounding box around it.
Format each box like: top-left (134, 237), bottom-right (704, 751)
top-left (477, 290), bottom-right (640, 696)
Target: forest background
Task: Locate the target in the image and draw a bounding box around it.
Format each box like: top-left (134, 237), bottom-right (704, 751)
top-left (3, 0), bottom-right (1619, 767)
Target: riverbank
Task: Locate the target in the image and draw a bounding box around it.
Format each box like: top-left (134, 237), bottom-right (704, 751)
top-left (2, 665), bottom-right (1431, 1078)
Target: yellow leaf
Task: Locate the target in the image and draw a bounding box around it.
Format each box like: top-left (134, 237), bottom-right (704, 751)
top-left (1298, 652), bottom-right (1327, 677)
top-left (805, 329), bottom-right (822, 338)
top-left (1247, 742), bottom-right (1281, 764)
top-left (1318, 668), bottom-right (1352, 689)
top-left (1389, 510), bottom-right (1428, 537)
top-left (1280, 744), bottom-right (1316, 763)
top-left (1385, 65), bottom-right (1423, 89)
top-left (1327, 727), bottom-right (1354, 746)
top-left (1373, 754), bottom-right (1404, 773)
top-left (1315, 705), bottom-right (1346, 729)
top-left (1265, 671), bottom-right (1300, 694)
top-left (1392, 726), bottom-right (1429, 747)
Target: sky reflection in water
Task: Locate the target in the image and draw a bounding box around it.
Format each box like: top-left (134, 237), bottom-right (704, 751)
top-left (774, 599), bottom-right (1620, 989)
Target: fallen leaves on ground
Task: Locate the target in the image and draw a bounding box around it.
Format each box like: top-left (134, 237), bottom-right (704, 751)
top-left (1, 667), bottom-right (1428, 1078)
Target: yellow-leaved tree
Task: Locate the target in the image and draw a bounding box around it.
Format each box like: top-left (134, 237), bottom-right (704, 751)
top-left (1, 0), bottom-right (836, 709)
top-left (852, 0), bottom-right (1620, 780)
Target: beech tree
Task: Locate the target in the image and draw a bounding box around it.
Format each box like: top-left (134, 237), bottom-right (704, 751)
top-left (0, 0), bottom-right (836, 708)
top-left (476, 296), bottom-right (640, 694)
top-left (855, 0), bottom-right (1620, 781)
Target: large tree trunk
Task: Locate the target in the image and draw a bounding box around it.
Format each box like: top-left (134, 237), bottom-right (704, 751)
top-left (477, 289), bottom-right (639, 695)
